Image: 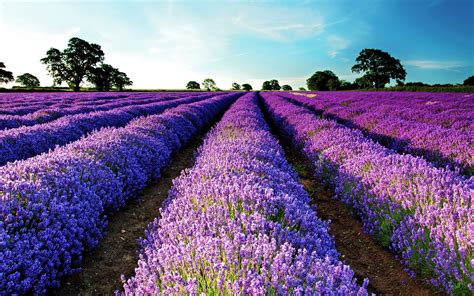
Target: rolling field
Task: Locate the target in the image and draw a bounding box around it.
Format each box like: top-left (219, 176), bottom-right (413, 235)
top-left (0, 91), bottom-right (472, 295)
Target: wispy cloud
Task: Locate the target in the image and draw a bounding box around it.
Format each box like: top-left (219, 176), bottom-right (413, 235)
top-left (404, 60), bottom-right (467, 70)
top-left (427, 0), bottom-right (444, 8)
top-left (235, 52), bottom-right (249, 57)
top-left (232, 6), bottom-right (325, 42)
top-left (326, 35), bottom-right (349, 58)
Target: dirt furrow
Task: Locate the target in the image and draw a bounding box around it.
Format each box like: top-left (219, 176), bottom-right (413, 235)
top-left (50, 135), bottom-right (203, 296)
top-left (282, 143), bottom-right (442, 295)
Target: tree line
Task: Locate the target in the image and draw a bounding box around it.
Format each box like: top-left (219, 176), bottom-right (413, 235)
top-left (1, 37), bottom-right (132, 91)
top-left (292, 49), bottom-right (471, 91)
top-left (186, 79), bottom-right (253, 91)
top-left (185, 49), bottom-right (473, 91)
top-left (1, 42), bottom-right (473, 91)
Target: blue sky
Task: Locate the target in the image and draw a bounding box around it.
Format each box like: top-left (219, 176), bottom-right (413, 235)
top-left (0, 0), bottom-right (473, 89)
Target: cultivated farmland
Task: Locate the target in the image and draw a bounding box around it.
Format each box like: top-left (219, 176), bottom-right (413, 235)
top-left (0, 91), bottom-right (472, 295)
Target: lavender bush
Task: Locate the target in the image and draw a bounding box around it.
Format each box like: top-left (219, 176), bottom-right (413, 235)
top-left (262, 93), bottom-right (473, 294)
top-left (0, 92), bottom-right (240, 295)
top-left (0, 93), bottom-right (219, 166)
top-left (280, 92), bottom-right (473, 175)
top-left (122, 93), bottom-right (368, 295)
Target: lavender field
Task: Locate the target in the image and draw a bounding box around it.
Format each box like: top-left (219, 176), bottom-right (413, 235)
top-left (0, 91), bottom-right (472, 295)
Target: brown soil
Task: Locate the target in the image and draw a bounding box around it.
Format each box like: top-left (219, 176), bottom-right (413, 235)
top-left (50, 136), bottom-right (202, 296)
top-left (282, 144), bottom-right (444, 295)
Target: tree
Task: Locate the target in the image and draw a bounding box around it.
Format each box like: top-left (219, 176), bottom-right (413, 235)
top-left (306, 70), bottom-right (339, 91)
top-left (354, 75), bottom-right (373, 89)
top-left (299, 87), bottom-right (306, 91)
top-left (88, 64), bottom-right (132, 91)
top-left (262, 81), bottom-right (272, 90)
top-left (186, 81), bottom-right (201, 90)
top-left (41, 37), bottom-right (105, 91)
top-left (339, 80), bottom-right (356, 90)
top-left (269, 79), bottom-right (281, 90)
top-left (202, 78), bottom-right (216, 91)
top-left (231, 82), bottom-right (241, 90)
top-left (242, 83), bottom-right (252, 91)
top-left (327, 79), bottom-right (341, 91)
top-left (463, 75), bottom-right (474, 86)
top-left (351, 48), bottom-right (406, 88)
top-left (88, 64), bottom-right (117, 91)
top-left (16, 73), bottom-right (40, 88)
top-left (281, 84), bottom-right (293, 91)
top-left (113, 71), bottom-right (132, 91)
top-left (0, 62), bottom-right (14, 85)
top-left (262, 79), bottom-right (281, 90)
top-left (396, 80), bottom-right (405, 86)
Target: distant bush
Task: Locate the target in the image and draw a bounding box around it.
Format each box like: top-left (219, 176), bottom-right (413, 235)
top-left (186, 81), bottom-right (201, 89)
top-left (242, 83), bottom-right (252, 91)
top-left (231, 82), bottom-right (241, 90)
top-left (463, 75), bottom-right (474, 86)
top-left (262, 79), bottom-right (281, 90)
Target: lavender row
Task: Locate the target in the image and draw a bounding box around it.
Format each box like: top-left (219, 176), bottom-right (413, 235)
top-left (281, 92), bottom-right (473, 175)
top-left (261, 93), bottom-right (473, 294)
top-left (0, 92), bottom-right (203, 116)
top-left (0, 93), bottom-right (220, 166)
top-left (0, 93), bottom-right (192, 130)
top-left (293, 91), bottom-right (473, 130)
top-left (0, 92), bottom-right (241, 295)
top-left (122, 93), bottom-right (368, 295)
top-left (0, 93), bottom-right (129, 115)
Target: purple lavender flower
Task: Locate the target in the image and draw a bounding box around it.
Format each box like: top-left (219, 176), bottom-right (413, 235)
top-left (262, 92), bottom-right (473, 294)
top-left (121, 93), bottom-right (368, 295)
top-left (0, 92), bottom-right (241, 294)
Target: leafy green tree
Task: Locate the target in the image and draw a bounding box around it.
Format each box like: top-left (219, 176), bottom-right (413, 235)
top-left (262, 81), bottom-right (272, 90)
top-left (327, 79), bottom-right (341, 91)
top-left (88, 64), bottom-right (132, 91)
top-left (351, 48), bottom-right (406, 88)
top-left (16, 73), bottom-right (40, 88)
top-left (396, 80), bottom-right (405, 86)
top-left (113, 71), bottom-right (132, 91)
top-left (242, 83), bottom-right (252, 91)
top-left (41, 37), bottom-right (104, 91)
top-left (202, 78), bottom-right (217, 91)
top-left (88, 64), bottom-right (117, 91)
top-left (281, 84), bottom-right (293, 91)
top-left (0, 62), bottom-right (14, 85)
top-left (339, 80), bottom-right (356, 90)
top-left (262, 79), bottom-right (281, 90)
top-left (270, 79), bottom-right (281, 90)
top-left (463, 75), bottom-right (474, 86)
top-left (354, 75), bottom-right (373, 89)
top-left (231, 82), bottom-right (241, 90)
top-left (298, 87), bottom-right (306, 91)
top-left (186, 81), bottom-right (200, 90)
top-left (306, 70), bottom-right (339, 91)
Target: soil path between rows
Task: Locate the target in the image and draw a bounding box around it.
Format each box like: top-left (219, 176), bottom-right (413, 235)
top-left (280, 141), bottom-right (442, 295)
top-left (50, 135), bottom-right (203, 295)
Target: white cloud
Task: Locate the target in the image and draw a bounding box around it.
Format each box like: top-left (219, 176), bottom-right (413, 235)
top-left (0, 2), bottom-right (344, 89)
top-left (327, 35), bottom-right (349, 58)
top-left (404, 60), bottom-right (466, 70)
top-left (232, 6), bottom-right (325, 41)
